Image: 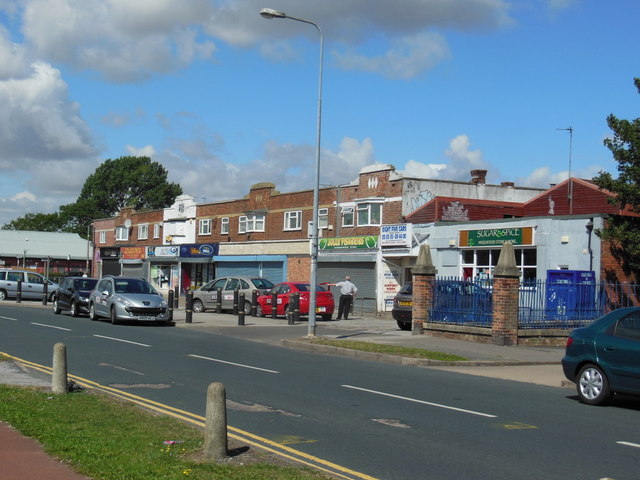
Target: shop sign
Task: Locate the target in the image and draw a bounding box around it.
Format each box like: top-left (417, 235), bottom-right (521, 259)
top-left (319, 236), bottom-right (378, 250)
top-left (100, 247), bottom-right (120, 258)
top-left (179, 243), bottom-right (219, 257)
top-left (121, 246), bottom-right (146, 260)
top-left (380, 223), bottom-right (412, 248)
top-left (147, 246), bottom-right (179, 257)
top-left (459, 226), bottom-right (534, 247)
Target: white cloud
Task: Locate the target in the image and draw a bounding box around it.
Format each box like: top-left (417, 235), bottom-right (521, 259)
top-left (126, 144), bottom-right (156, 157)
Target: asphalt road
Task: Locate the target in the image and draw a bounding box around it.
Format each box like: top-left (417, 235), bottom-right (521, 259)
top-left (2, 303), bottom-right (640, 480)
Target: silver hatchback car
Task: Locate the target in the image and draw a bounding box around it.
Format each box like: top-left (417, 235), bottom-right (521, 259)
top-left (88, 276), bottom-right (170, 325)
top-left (192, 276), bottom-right (274, 314)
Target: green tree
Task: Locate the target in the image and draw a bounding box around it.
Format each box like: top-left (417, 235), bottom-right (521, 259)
top-left (592, 77), bottom-right (640, 273)
top-left (2, 212), bottom-right (65, 232)
top-left (2, 156), bottom-right (183, 238)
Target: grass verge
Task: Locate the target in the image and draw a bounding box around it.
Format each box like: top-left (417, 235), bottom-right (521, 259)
top-left (307, 339), bottom-right (468, 362)
top-left (0, 385), bottom-right (326, 480)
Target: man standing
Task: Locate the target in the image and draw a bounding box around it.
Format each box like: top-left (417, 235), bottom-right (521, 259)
top-left (332, 276), bottom-right (357, 320)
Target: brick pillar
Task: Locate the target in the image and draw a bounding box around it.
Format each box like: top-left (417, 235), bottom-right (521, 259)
top-left (492, 242), bottom-right (520, 346)
top-left (412, 244), bottom-right (437, 335)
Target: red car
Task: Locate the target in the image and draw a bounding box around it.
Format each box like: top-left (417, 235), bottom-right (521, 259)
top-left (256, 282), bottom-right (335, 321)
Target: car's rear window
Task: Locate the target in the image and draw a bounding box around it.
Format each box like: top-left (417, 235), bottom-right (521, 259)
top-left (251, 278), bottom-right (274, 289)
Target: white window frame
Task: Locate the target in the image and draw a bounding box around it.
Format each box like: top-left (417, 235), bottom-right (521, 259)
top-left (341, 206), bottom-right (354, 227)
top-left (138, 223), bottom-right (148, 240)
top-left (115, 226), bottom-right (129, 241)
top-left (284, 211), bottom-right (302, 231)
top-left (199, 218), bottom-right (211, 236)
top-left (239, 214), bottom-right (265, 234)
top-left (318, 208), bottom-right (328, 229)
top-left (99, 231), bottom-right (106, 244)
top-left (153, 224), bottom-right (160, 239)
top-left (221, 217), bottom-right (229, 235)
top-left (357, 202), bottom-right (382, 226)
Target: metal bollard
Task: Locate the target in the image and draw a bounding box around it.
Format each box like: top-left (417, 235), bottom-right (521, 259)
top-left (292, 292), bottom-right (300, 324)
top-left (185, 290), bottom-right (193, 324)
top-left (16, 280), bottom-right (22, 303)
top-left (238, 293), bottom-right (245, 326)
top-left (168, 290), bottom-right (174, 322)
top-left (271, 291), bottom-right (278, 319)
top-left (232, 288), bottom-right (239, 315)
top-left (42, 281), bottom-right (48, 306)
top-left (251, 290), bottom-right (258, 317)
top-left (173, 285), bottom-right (179, 309)
top-left (216, 288), bottom-right (222, 313)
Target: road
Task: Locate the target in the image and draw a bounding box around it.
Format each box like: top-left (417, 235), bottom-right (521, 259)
top-left (1, 303), bottom-right (639, 480)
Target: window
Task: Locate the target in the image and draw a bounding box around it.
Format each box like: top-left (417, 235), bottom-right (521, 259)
top-left (461, 248), bottom-right (537, 282)
top-left (153, 224), bottom-right (160, 239)
top-left (342, 206), bottom-right (354, 227)
top-left (357, 203), bottom-right (382, 226)
top-left (221, 217), bottom-right (229, 235)
top-left (138, 224), bottom-right (148, 240)
top-left (284, 211), bottom-right (302, 231)
top-left (99, 231), bottom-right (106, 244)
top-left (318, 208), bottom-right (328, 229)
top-left (239, 214), bottom-right (265, 234)
top-left (199, 219), bottom-right (211, 235)
top-left (116, 226), bottom-right (129, 241)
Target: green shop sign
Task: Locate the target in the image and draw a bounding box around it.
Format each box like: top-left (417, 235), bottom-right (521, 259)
top-left (462, 226), bottom-right (534, 247)
top-left (319, 236), bottom-right (378, 250)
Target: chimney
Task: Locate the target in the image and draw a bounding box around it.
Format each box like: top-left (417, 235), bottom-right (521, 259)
top-left (470, 169), bottom-right (487, 184)
top-left (500, 181), bottom-right (514, 188)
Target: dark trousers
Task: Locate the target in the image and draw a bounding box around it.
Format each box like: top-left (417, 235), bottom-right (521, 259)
top-left (338, 294), bottom-right (353, 319)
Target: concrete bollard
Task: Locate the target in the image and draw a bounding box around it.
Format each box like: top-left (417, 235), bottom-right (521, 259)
top-left (52, 342), bottom-right (68, 395)
top-left (203, 382), bottom-right (228, 461)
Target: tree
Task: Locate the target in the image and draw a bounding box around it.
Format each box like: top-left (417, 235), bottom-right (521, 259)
top-left (2, 156), bottom-right (183, 238)
top-left (592, 77), bottom-right (640, 273)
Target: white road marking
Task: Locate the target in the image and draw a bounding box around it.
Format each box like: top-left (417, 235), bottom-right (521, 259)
top-left (93, 335), bottom-right (150, 347)
top-left (618, 441), bottom-right (640, 449)
top-left (342, 384), bottom-right (497, 418)
top-left (188, 354), bottom-right (280, 374)
top-left (0, 316), bottom-right (17, 321)
top-left (31, 322), bottom-right (71, 331)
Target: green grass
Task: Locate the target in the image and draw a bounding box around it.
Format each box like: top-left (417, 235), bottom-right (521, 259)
top-left (0, 385), bottom-right (325, 480)
top-left (308, 339), bottom-right (468, 362)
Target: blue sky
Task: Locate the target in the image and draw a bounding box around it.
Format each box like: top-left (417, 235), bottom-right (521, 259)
top-left (0, 0), bottom-right (638, 226)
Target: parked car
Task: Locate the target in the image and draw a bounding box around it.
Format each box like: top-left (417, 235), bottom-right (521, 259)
top-left (191, 276), bottom-right (275, 314)
top-left (53, 276), bottom-right (99, 317)
top-left (392, 282), bottom-right (414, 330)
top-left (88, 276), bottom-right (170, 325)
top-left (391, 280), bottom-right (493, 330)
top-left (562, 307), bottom-right (640, 405)
top-left (0, 269), bottom-right (58, 302)
top-left (256, 282), bottom-right (335, 321)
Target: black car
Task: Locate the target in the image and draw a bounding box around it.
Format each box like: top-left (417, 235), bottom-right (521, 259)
top-left (53, 276), bottom-right (99, 317)
top-left (392, 282), bottom-right (413, 330)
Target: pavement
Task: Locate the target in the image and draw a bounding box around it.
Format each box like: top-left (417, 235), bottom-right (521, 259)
top-left (0, 300), bottom-right (573, 479)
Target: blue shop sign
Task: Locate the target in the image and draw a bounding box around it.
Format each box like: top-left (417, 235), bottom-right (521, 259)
top-left (179, 243), bottom-right (219, 257)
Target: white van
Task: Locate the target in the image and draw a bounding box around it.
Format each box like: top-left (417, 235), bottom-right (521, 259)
top-left (0, 269), bottom-right (58, 301)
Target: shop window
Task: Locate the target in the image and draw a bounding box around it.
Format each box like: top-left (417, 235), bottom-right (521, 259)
top-left (460, 247), bottom-right (537, 282)
top-left (284, 211), bottom-right (302, 231)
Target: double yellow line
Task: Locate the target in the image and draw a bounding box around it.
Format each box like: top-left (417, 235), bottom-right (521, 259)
top-left (1, 352), bottom-right (377, 480)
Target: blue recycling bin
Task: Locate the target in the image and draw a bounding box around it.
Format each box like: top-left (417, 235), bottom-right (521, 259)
top-left (545, 270), bottom-right (596, 321)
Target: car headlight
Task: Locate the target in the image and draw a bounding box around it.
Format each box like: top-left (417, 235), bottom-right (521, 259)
top-left (115, 296), bottom-right (134, 307)
top-left (160, 300), bottom-right (168, 308)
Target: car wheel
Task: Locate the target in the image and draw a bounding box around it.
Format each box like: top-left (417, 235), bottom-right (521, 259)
top-left (192, 299), bottom-right (205, 313)
top-left (256, 305), bottom-right (264, 317)
top-left (0, 289), bottom-right (7, 301)
top-left (49, 292), bottom-right (57, 302)
top-left (53, 299), bottom-right (61, 315)
top-left (397, 320), bottom-right (411, 331)
top-left (243, 301), bottom-right (252, 315)
top-left (577, 364), bottom-right (612, 406)
top-left (285, 303), bottom-right (293, 322)
top-left (110, 307), bottom-right (118, 325)
top-left (89, 304), bottom-right (98, 321)
top-left (70, 302), bottom-right (79, 317)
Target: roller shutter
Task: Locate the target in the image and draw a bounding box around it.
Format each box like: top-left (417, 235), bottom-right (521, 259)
top-left (318, 262), bottom-right (376, 314)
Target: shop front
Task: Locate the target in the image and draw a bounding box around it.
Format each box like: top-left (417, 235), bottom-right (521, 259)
top-left (179, 243), bottom-right (219, 292)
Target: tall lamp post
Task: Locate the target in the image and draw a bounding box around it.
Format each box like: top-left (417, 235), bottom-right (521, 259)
top-left (260, 8), bottom-right (323, 336)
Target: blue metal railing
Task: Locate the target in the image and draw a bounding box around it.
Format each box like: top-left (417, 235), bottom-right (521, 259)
top-left (429, 277), bottom-right (493, 327)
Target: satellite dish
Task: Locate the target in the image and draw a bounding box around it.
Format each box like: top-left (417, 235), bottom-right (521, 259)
top-left (124, 219), bottom-right (132, 228)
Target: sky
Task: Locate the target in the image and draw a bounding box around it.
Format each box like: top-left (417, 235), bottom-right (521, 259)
top-left (0, 0), bottom-right (638, 227)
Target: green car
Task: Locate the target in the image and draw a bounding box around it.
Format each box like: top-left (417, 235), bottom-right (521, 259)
top-left (562, 307), bottom-right (640, 405)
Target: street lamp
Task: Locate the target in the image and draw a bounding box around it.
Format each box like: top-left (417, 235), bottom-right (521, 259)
top-left (260, 8), bottom-right (324, 336)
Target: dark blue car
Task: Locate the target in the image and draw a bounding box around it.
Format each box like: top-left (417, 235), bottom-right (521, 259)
top-left (562, 307), bottom-right (640, 405)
